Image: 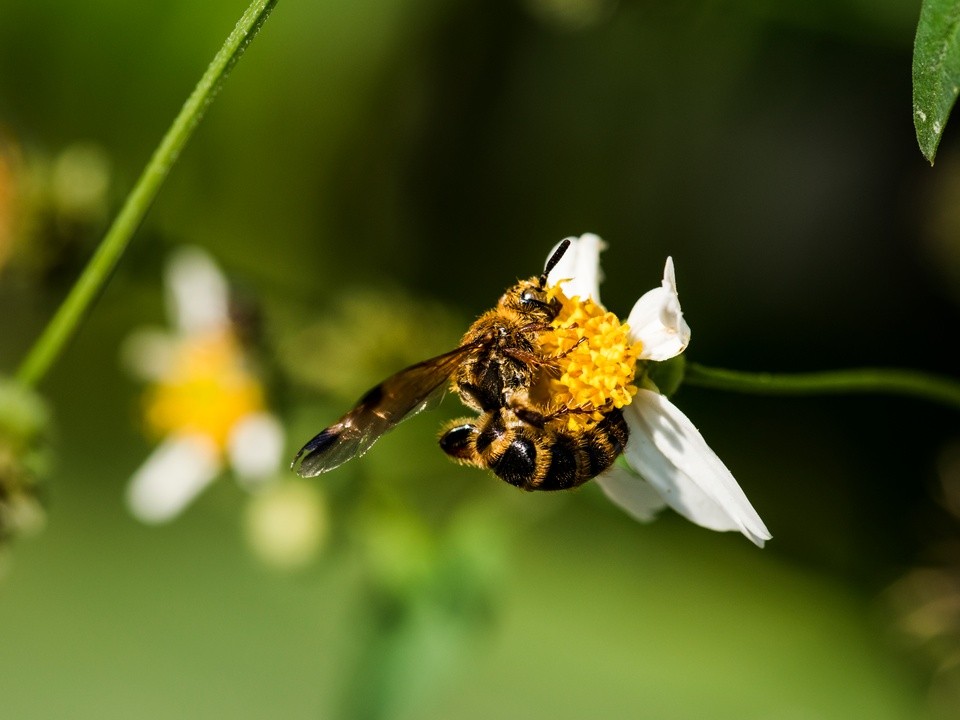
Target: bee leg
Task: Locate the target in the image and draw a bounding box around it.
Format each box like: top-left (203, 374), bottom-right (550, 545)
top-left (517, 321), bottom-right (552, 335)
top-left (504, 347), bottom-right (555, 370)
top-left (509, 403), bottom-right (547, 428)
top-left (550, 335), bottom-right (587, 360)
top-left (505, 336), bottom-right (586, 373)
top-left (456, 381), bottom-right (499, 413)
top-left (539, 402), bottom-right (607, 423)
top-left (506, 395), bottom-right (597, 428)
top-left (439, 419), bottom-right (483, 466)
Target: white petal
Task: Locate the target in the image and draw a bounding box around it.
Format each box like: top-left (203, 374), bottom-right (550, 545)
top-left (120, 328), bottom-right (177, 381)
top-left (166, 246), bottom-right (230, 335)
top-left (594, 463), bottom-right (667, 522)
top-left (626, 257), bottom-right (691, 361)
top-left (622, 390), bottom-right (771, 547)
top-left (545, 233), bottom-right (606, 302)
top-left (126, 435), bottom-right (221, 524)
top-left (228, 412), bottom-right (285, 486)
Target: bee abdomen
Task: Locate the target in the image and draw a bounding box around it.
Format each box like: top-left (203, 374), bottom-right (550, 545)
top-left (491, 433), bottom-right (585, 493)
top-left (439, 422), bottom-right (479, 461)
top-left (601, 409), bottom-right (629, 452)
top-left (491, 437), bottom-right (538, 489)
top-left (584, 409), bottom-right (629, 477)
top-left (475, 411), bottom-right (505, 454)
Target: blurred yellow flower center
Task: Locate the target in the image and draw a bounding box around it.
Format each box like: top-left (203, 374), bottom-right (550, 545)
top-left (144, 331), bottom-right (263, 450)
top-left (537, 285), bottom-right (641, 431)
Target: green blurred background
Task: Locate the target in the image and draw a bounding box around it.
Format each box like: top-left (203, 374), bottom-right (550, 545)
top-left (3, 0), bottom-right (960, 717)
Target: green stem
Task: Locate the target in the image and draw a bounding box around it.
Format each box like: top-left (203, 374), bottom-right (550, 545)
top-left (15, 0), bottom-right (278, 388)
top-left (684, 361), bottom-right (960, 412)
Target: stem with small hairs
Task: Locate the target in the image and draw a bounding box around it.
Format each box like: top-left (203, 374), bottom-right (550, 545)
top-left (15, 0), bottom-right (279, 388)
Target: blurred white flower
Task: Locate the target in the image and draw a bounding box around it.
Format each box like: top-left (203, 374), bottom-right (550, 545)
top-left (124, 247), bottom-right (284, 524)
top-left (243, 479), bottom-right (328, 570)
top-left (546, 234), bottom-right (771, 547)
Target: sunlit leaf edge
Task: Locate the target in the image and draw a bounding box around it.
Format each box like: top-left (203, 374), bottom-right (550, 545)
top-left (913, 0), bottom-right (960, 164)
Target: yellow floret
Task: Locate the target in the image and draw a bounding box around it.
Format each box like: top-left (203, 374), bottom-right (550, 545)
top-left (144, 330), bottom-right (264, 451)
top-left (536, 285), bottom-right (641, 431)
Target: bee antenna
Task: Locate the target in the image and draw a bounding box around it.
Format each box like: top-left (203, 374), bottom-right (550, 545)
top-left (540, 238), bottom-right (571, 287)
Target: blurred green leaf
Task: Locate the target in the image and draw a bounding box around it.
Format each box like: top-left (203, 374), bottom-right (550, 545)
top-left (913, 0), bottom-right (960, 164)
top-left (647, 355), bottom-right (686, 398)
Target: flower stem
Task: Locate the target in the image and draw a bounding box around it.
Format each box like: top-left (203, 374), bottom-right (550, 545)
top-left (684, 362), bottom-right (960, 412)
top-left (14, 0), bottom-right (279, 389)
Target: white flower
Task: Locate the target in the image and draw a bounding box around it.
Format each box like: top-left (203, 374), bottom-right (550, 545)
top-left (546, 234), bottom-right (771, 547)
top-left (123, 247), bottom-right (285, 524)
top-left (243, 479), bottom-right (329, 570)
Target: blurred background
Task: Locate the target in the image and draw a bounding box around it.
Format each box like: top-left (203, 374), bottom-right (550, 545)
top-left (3, 0), bottom-right (960, 717)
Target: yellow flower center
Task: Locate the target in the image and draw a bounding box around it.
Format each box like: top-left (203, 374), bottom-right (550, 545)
top-left (144, 330), bottom-right (264, 450)
top-left (535, 285), bottom-right (641, 431)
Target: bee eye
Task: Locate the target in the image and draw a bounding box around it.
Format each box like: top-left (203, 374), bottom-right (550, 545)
top-left (521, 290), bottom-right (537, 303)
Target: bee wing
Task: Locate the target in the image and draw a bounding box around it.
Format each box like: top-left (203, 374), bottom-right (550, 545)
top-left (292, 343), bottom-right (480, 477)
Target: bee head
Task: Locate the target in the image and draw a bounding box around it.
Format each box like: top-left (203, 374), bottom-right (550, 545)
top-left (499, 239), bottom-right (571, 321)
top-left (510, 280), bottom-right (560, 320)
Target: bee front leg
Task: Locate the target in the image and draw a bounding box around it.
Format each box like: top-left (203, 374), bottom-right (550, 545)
top-left (550, 334), bottom-right (587, 360)
top-left (504, 334), bottom-right (586, 374)
top-left (504, 347), bottom-right (554, 369)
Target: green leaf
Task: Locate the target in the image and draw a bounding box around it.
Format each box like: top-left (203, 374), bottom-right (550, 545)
top-left (913, 0), bottom-right (960, 164)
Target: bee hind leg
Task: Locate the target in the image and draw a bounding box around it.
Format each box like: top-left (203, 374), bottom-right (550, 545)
top-left (507, 396), bottom-right (599, 428)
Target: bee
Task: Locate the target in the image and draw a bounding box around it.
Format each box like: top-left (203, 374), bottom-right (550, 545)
top-left (292, 239), bottom-right (629, 489)
top-left (438, 406), bottom-right (629, 491)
